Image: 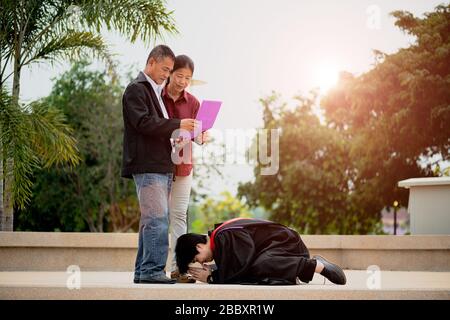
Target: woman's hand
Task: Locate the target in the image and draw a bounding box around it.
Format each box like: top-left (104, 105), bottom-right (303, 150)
top-left (195, 131), bottom-right (210, 145)
top-left (201, 131), bottom-right (210, 144)
top-left (188, 265), bottom-right (211, 283)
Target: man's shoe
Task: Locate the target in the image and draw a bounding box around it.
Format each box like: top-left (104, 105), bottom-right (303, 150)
top-left (139, 274), bottom-right (176, 284)
top-left (313, 255), bottom-right (347, 285)
top-left (171, 270), bottom-right (196, 283)
top-left (133, 279), bottom-right (140, 284)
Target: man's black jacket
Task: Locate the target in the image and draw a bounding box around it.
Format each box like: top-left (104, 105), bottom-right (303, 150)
top-left (121, 72), bottom-right (181, 178)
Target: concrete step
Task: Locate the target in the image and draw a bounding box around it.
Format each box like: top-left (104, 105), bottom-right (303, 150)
top-left (1, 271), bottom-right (449, 300)
top-left (1, 232), bottom-right (450, 272)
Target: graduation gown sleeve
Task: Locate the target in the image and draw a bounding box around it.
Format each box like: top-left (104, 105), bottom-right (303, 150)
top-left (210, 229), bottom-right (256, 284)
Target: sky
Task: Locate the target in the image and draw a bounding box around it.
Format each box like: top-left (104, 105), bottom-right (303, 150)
top-left (17, 0), bottom-right (446, 198)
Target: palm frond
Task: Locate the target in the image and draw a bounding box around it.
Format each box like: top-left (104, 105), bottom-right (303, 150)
top-left (21, 30), bottom-right (112, 68)
top-left (0, 88), bottom-right (39, 208)
top-left (78, 0), bottom-right (178, 43)
top-left (25, 99), bottom-right (81, 168)
top-left (0, 88), bottom-right (80, 208)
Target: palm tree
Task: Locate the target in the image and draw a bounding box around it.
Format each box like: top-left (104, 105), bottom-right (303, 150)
top-left (0, 0), bottom-right (177, 230)
top-left (0, 87), bottom-right (80, 230)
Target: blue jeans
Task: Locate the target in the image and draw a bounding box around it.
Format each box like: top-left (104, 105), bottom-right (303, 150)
top-left (133, 173), bottom-right (173, 281)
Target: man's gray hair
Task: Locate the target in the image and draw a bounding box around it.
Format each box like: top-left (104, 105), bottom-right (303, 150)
top-left (146, 45), bottom-right (175, 64)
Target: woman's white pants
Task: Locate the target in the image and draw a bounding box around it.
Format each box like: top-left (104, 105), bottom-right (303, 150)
top-left (168, 172), bottom-right (193, 272)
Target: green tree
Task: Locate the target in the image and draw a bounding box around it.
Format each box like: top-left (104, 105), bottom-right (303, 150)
top-left (239, 5), bottom-right (449, 234)
top-left (190, 191), bottom-right (253, 234)
top-left (0, 86), bottom-right (80, 230)
top-left (322, 4), bottom-right (449, 211)
top-left (238, 93), bottom-right (382, 234)
top-left (16, 61), bottom-right (139, 232)
top-left (0, 0), bottom-right (177, 230)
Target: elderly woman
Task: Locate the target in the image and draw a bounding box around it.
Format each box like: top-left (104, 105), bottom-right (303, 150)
top-left (162, 54), bottom-right (208, 282)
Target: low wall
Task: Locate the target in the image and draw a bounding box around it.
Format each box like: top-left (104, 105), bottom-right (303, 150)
top-left (0, 232), bottom-right (449, 271)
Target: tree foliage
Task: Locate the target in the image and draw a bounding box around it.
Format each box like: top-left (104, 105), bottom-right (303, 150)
top-left (0, 0), bottom-right (177, 230)
top-left (15, 61), bottom-right (138, 232)
top-left (238, 93), bottom-right (383, 234)
top-left (239, 5), bottom-right (449, 234)
top-left (0, 87), bottom-right (80, 209)
top-left (190, 191), bottom-right (253, 234)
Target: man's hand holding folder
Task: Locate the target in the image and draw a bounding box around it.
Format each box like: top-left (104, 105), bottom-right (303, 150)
top-left (180, 118), bottom-right (201, 132)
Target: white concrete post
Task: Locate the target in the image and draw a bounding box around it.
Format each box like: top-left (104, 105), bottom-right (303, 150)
top-left (398, 177), bottom-right (450, 235)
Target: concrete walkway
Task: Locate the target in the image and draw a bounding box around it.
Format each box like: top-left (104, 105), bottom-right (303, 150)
top-left (1, 270), bottom-right (449, 299)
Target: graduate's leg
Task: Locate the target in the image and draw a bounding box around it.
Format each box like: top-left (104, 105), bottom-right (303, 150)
top-left (297, 257), bottom-right (325, 278)
top-left (296, 257), bottom-right (318, 283)
top-left (315, 261), bottom-right (325, 273)
top-left (298, 255), bottom-right (346, 285)
top-left (295, 234), bottom-right (321, 282)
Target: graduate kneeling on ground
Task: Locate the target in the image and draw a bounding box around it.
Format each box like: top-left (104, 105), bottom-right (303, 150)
top-left (175, 218), bottom-right (346, 285)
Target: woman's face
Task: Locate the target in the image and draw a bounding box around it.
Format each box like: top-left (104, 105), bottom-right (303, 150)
top-left (169, 67), bottom-right (193, 93)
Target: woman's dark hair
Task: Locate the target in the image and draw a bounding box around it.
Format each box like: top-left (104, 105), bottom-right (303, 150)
top-left (173, 54), bottom-right (195, 73)
top-left (175, 233), bottom-right (207, 273)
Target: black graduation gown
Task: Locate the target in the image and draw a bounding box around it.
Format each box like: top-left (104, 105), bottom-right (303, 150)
top-left (209, 218), bottom-right (315, 285)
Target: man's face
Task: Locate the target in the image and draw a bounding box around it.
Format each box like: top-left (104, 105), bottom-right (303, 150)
top-left (193, 243), bottom-right (212, 264)
top-left (147, 56), bottom-right (174, 85)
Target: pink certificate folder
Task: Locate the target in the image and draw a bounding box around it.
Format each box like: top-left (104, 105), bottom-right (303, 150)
top-left (191, 100), bottom-right (222, 138)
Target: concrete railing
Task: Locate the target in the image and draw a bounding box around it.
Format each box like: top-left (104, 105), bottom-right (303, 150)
top-left (1, 232), bottom-right (449, 272)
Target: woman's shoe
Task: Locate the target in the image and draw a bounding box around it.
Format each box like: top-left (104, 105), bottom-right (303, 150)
top-left (171, 270), bottom-right (196, 283)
